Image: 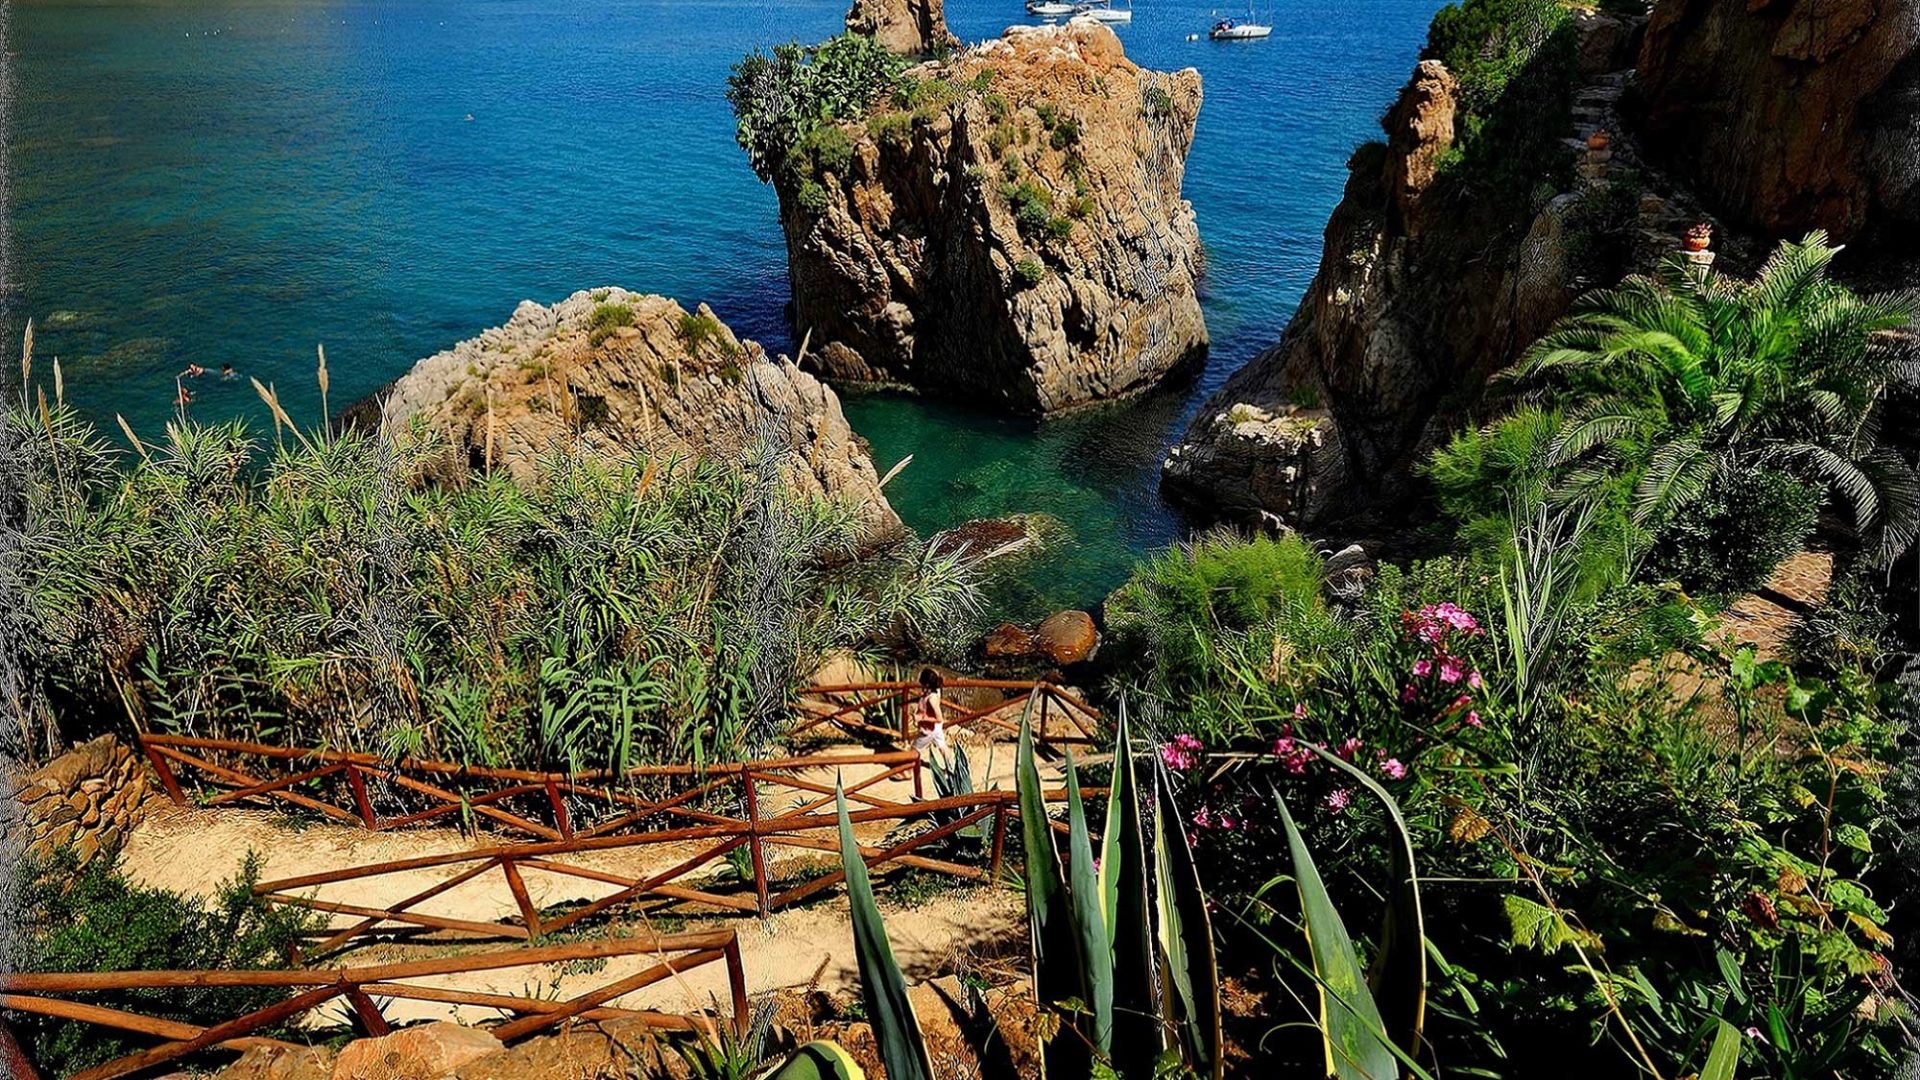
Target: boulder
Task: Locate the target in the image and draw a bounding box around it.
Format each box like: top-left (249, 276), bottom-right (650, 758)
top-left (215, 1044), bottom-right (335, 1080)
top-left (330, 1022), bottom-right (501, 1080)
top-left (361, 290), bottom-right (903, 545)
top-left (982, 622), bottom-right (1037, 660)
top-left (1032, 610), bottom-right (1098, 666)
top-left (926, 513), bottom-right (1060, 566)
top-left (776, 22), bottom-right (1207, 414)
top-left (845, 0), bottom-right (958, 57)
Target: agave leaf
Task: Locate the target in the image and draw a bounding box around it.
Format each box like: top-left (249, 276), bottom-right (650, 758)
top-left (1277, 791), bottom-right (1398, 1080)
top-left (1019, 706), bottom-right (1087, 1079)
top-left (1304, 744), bottom-right (1428, 1063)
top-left (1700, 1020), bottom-right (1740, 1080)
top-left (764, 1040), bottom-right (867, 1080)
top-left (1154, 765), bottom-right (1222, 1079)
top-left (1105, 708), bottom-right (1162, 1075)
top-left (835, 779), bottom-right (934, 1080)
top-left (1064, 749), bottom-right (1115, 1056)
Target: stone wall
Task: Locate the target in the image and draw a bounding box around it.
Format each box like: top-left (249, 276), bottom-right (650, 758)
top-left (10, 736), bottom-right (169, 867)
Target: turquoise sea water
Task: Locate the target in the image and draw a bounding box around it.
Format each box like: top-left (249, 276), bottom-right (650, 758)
top-left (9, 0), bottom-right (1443, 619)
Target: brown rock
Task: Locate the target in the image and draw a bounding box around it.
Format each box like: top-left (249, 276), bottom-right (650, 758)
top-left (845, 0), bottom-right (958, 57)
top-left (330, 1022), bottom-right (501, 1080)
top-left (779, 22), bottom-right (1208, 414)
top-left (33, 735), bottom-right (121, 790)
top-left (983, 622), bottom-right (1037, 660)
top-left (1635, 0), bottom-right (1919, 243)
top-left (1032, 610), bottom-right (1098, 666)
top-left (452, 1029), bottom-right (626, 1080)
top-left (74, 832), bottom-right (101, 864)
top-left (214, 1043), bottom-right (335, 1080)
top-left (1382, 60), bottom-right (1457, 233)
top-left (364, 290), bottom-right (903, 545)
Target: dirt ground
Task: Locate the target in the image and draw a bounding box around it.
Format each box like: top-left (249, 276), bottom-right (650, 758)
top-left (117, 739), bottom-right (1038, 1030)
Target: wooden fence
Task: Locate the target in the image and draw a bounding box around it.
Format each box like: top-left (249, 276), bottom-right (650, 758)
top-left (138, 734), bottom-right (926, 843)
top-left (0, 932), bottom-right (747, 1080)
top-left (250, 786), bottom-right (1073, 957)
top-left (792, 677), bottom-right (1102, 745)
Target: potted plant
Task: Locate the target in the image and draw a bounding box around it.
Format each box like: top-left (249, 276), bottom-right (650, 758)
top-left (1683, 221), bottom-right (1713, 252)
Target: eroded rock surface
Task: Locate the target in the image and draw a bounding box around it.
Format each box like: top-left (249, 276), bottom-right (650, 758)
top-left (780, 21), bottom-right (1207, 413)
top-left (368, 289), bottom-right (903, 543)
top-left (846, 0), bottom-right (958, 57)
top-left (1635, 0), bottom-right (1920, 246)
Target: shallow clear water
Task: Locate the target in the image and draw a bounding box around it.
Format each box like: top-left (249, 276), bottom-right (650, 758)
top-left (10, 0), bottom-right (1442, 619)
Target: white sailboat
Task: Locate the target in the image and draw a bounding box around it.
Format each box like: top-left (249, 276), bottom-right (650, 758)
top-left (1209, 1), bottom-right (1272, 38)
top-left (1026, 0), bottom-right (1075, 16)
top-left (1074, 0), bottom-right (1133, 24)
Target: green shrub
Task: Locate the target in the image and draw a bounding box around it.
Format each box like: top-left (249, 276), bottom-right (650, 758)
top-left (867, 109), bottom-right (914, 150)
top-left (728, 33), bottom-right (906, 183)
top-left (1421, 0), bottom-right (1579, 208)
top-left (797, 123), bottom-right (854, 177)
top-left (796, 179), bottom-right (830, 215)
top-left (13, 850), bottom-right (318, 1077)
top-left (676, 310), bottom-right (727, 353)
top-left (1011, 258), bottom-right (1045, 290)
top-left (586, 301), bottom-right (634, 346)
top-left (1141, 85), bottom-right (1174, 118)
top-left (1643, 468), bottom-right (1822, 594)
top-left (1048, 117), bottom-right (1081, 151)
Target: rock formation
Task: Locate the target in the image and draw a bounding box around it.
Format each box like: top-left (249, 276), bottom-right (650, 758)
top-left (1634, 0), bottom-right (1919, 248)
top-left (369, 289), bottom-right (903, 543)
top-left (845, 0), bottom-right (958, 57)
top-left (1164, 14), bottom-right (1665, 528)
top-left (779, 21), bottom-right (1207, 414)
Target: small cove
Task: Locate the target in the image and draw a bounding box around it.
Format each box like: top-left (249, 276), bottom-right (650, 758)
top-left (9, 0), bottom-right (1445, 620)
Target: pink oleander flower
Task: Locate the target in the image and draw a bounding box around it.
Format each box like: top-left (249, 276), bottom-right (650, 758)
top-left (1464, 710), bottom-right (1482, 728)
top-left (1192, 806), bottom-right (1212, 828)
top-left (1401, 683), bottom-right (1419, 703)
top-left (1160, 733), bottom-right (1204, 771)
top-left (1451, 694), bottom-right (1472, 710)
top-left (1336, 737), bottom-right (1362, 761)
top-left (1293, 702), bottom-right (1308, 720)
top-left (1467, 670), bottom-right (1484, 690)
top-left (1218, 816), bottom-right (1236, 830)
top-left (1325, 789), bottom-right (1351, 812)
top-left (1380, 757), bottom-right (1407, 780)
top-left (1439, 657), bottom-right (1464, 684)
top-left (1412, 659), bottom-right (1432, 677)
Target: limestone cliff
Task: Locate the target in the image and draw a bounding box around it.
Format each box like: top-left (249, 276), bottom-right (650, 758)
top-left (1164, 12), bottom-right (1683, 529)
top-left (1634, 0), bottom-right (1919, 249)
top-left (370, 289), bottom-right (903, 542)
top-left (779, 22), bottom-right (1207, 414)
top-left (845, 0), bottom-right (958, 57)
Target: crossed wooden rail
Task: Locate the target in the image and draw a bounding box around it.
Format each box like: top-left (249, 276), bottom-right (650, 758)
top-left (251, 788), bottom-right (1048, 956)
top-left (793, 677), bottom-right (1102, 745)
top-left (0, 933), bottom-right (747, 1080)
top-left (138, 734), bottom-right (926, 843)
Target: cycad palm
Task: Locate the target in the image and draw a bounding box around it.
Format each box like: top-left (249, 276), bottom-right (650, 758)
top-left (1502, 231), bottom-right (1920, 564)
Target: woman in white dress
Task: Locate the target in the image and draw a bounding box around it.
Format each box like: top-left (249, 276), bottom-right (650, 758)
top-left (912, 667), bottom-right (948, 752)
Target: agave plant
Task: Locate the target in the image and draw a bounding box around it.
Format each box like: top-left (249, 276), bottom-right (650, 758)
top-left (1016, 706), bottom-right (1223, 1079)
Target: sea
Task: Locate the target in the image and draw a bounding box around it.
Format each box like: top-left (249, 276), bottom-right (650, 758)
top-left (8, 0), bottom-right (1446, 619)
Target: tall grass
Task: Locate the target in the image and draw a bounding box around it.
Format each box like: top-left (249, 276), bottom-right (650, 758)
top-left (4, 357), bottom-right (980, 776)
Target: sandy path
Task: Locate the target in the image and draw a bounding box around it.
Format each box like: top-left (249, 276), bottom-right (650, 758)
top-left (117, 741), bottom-right (1034, 1028)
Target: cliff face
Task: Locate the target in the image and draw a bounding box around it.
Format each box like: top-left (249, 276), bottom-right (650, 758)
top-left (781, 22), bottom-right (1207, 414)
top-left (373, 289), bottom-right (903, 543)
top-left (845, 0), bottom-right (958, 57)
top-left (1635, 0), bottom-right (1919, 248)
top-left (1163, 12), bottom-right (1710, 529)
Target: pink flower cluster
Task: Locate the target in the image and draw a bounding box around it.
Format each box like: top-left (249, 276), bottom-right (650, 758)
top-left (1160, 733), bottom-right (1204, 772)
top-left (1400, 603), bottom-right (1486, 727)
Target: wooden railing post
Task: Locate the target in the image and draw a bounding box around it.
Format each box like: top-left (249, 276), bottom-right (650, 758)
top-left (500, 857), bottom-right (543, 940)
top-left (988, 799), bottom-right (1009, 881)
top-left (140, 740), bottom-right (186, 805)
top-left (743, 771), bottom-right (770, 918)
top-left (544, 778), bottom-right (573, 841)
top-left (0, 1018), bottom-right (42, 1080)
top-left (346, 988), bottom-right (391, 1037)
top-left (899, 689), bottom-right (913, 744)
top-left (912, 755), bottom-right (924, 800)
top-left (344, 765), bottom-right (377, 829)
top-left (725, 935), bottom-right (750, 1041)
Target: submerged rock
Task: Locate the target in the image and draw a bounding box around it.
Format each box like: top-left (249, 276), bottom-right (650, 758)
top-left (778, 21), bottom-right (1207, 413)
top-left (365, 288), bottom-right (903, 543)
top-left (926, 512), bottom-right (1062, 565)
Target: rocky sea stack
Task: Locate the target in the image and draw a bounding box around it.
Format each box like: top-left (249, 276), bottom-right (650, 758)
top-left (759, 21), bottom-right (1207, 414)
top-left (366, 289), bottom-right (904, 542)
